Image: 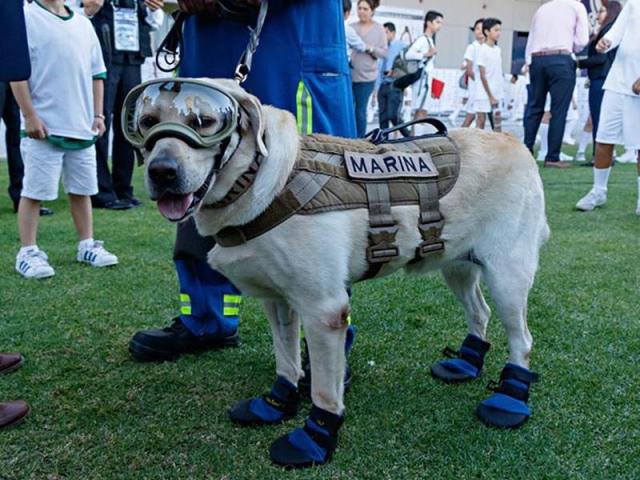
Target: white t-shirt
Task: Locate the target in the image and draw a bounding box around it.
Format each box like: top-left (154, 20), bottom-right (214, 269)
top-left (602, 0), bottom-right (640, 96)
top-left (463, 40), bottom-right (482, 91)
top-left (475, 43), bottom-right (504, 101)
top-left (23, 2), bottom-right (106, 140)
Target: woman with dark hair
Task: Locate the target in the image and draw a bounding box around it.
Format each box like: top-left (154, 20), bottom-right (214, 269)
top-left (350, 0), bottom-right (387, 137)
top-left (577, 1), bottom-right (622, 151)
top-left (404, 10), bottom-right (443, 134)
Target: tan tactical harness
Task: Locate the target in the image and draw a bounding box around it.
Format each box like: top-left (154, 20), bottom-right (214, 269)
top-left (213, 133), bottom-right (460, 280)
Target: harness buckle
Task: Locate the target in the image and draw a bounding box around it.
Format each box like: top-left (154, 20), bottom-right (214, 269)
top-left (367, 224), bottom-right (399, 263)
top-left (416, 218), bottom-right (444, 258)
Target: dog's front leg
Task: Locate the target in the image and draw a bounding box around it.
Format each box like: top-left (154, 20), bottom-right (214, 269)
top-left (263, 299), bottom-right (302, 385)
top-left (228, 299), bottom-right (302, 427)
top-left (268, 296), bottom-right (349, 468)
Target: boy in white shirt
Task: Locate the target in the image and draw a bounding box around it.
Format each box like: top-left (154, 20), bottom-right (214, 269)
top-left (576, 0), bottom-right (640, 214)
top-left (474, 18), bottom-right (504, 132)
top-left (11, 0), bottom-right (118, 279)
top-left (460, 18), bottom-right (485, 128)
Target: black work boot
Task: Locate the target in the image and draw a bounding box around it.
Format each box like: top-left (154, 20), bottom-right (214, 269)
top-left (128, 317), bottom-right (239, 362)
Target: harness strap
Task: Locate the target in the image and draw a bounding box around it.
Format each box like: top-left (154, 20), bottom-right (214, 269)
top-left (214, 170), bottom-right (331, 247)
top-left (415, 181), bottom-right (444, 259)
top-left (361, 183), bottom-right (399, 280)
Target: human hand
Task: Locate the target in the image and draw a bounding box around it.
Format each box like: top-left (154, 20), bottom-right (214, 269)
top-left (93, 117), bottom-right (106, 137)
top-left (144, 0), bottom-right (164, 11)
top-left (596, 37), bottom-right (611, 53)
top-left (24, 114), bottom-right (47, 140)
top-left (490, 96), bottom-right (498, 108)
top-left (83, 0), bottom-right (104, 16)
top-left (424, 47), bottom-right (437, 58)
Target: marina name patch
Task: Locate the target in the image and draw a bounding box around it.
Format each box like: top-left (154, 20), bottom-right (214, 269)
top-left (344, 151), bottom-right (438, 180)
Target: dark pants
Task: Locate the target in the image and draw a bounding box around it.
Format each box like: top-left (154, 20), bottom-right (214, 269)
top-left (93, 62), bottom-right (141, 206)
top-left (352, 81), bottom-right (375, 138)
top-left (524, 55), bottom-right (576, 162)
top-left (377, 82), bottom-right (410, 136)
top-left (0, 82), bottom-right (24, 211)
top-left (588, 78), bottom-right (606, 149)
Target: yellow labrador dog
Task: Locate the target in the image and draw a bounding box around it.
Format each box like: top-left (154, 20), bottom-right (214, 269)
top-left (123, 78), bottom-right (549, 467)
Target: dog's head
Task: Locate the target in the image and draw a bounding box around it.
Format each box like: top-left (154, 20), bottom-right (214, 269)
top-left (122, 78), bottom-right (268, 222)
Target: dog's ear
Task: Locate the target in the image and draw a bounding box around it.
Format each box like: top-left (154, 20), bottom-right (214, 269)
top-left (238, 94), bottom-right (269, 158)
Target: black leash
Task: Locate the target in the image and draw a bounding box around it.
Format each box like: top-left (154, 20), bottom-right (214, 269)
top-left (154, 1), bottom-right (269, 82)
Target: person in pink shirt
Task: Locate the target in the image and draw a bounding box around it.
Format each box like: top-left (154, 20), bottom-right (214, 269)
top-left (523, 0), bottom-right (589, 168)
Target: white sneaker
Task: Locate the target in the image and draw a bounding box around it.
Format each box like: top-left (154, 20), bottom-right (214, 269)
top-left (77, 241), bottom-right (118, 267)
top-left (575, 152), bottom-right (586, 162)
top-left (536, 151), bottom-right (546, 162)
top-left (15, 248), bottom-right (55, 279)
top-left (617, 151), bottom-right (637, 164)
top-left (560, 152), bottom-right (573, 161)
top-left (576, 188), bottom-right (607, 212)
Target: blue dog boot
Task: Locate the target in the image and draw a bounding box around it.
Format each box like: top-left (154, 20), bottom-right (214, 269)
top-left (477, 362), bottom-right (539, 429)
top-left (270, 404), bottom-right (344, 468)
top-left (229, 376), bottom-right (300, 426)
top-left (431, 334), bottom-right (491, 383)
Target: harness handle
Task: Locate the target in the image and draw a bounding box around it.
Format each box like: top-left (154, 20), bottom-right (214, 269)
top-left (364, 118), bottom-right (448, 145)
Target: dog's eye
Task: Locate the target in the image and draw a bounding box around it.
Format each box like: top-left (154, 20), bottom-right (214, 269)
top-left (139, 115), bottom-right (159, 132)
top-left (187, 116), bottom-right (216, 131)
top-left (199, 117), bottom-right (217, 130)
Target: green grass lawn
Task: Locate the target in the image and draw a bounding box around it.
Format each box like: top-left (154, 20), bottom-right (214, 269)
top-left (1, 155), bottom-right (639, 479)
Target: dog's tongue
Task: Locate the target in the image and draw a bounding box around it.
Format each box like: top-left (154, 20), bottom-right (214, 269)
top-left (157, 193), bottom-right (193, 221)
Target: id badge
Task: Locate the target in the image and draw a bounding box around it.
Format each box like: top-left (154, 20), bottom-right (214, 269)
top-left (114, 8), bottom-right (140, 52)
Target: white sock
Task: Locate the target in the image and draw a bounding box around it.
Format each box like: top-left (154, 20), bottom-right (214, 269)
top-left (19, 245), bottom-right (38, 256)
top-left (563, 118), bottom-right (577, 144)
top-left (577, 131), bottom-right (591, 155)
top-left (78, 238), bottom-right (94, 250)
top-left (539, 123), bottom-right (549, 157)
top-left (593, 167), bottom-right (611, 192)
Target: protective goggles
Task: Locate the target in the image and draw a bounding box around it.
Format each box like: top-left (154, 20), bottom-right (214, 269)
top-left (122, 78), bottom-right (239, 150)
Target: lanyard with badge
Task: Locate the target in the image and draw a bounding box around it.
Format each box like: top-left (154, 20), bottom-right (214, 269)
top-left (113, 0), bottom-right (139, 52)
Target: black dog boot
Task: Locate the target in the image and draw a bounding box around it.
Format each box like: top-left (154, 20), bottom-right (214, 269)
top-left (431, 334), bottom-right (491, 383)
top-left (229, 376), bottom-right (300, 426)
top-left (477, 362), bottom-right (539, 429)
top-left (269, 404), bottom-right (344, 468)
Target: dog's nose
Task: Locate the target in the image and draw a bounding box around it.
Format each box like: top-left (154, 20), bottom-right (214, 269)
top-left (148, 156), bottom-right (180, 188)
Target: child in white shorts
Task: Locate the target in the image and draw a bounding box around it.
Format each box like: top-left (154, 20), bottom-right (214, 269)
top-left (10, 0), bottom-right (117, 278)
top-left (576, 0), bottom-right (640, 214)
top-left (474, 18), bottom-right (504, 132)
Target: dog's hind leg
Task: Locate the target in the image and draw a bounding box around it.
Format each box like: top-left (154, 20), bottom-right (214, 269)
top-left (269, 291), bottom-right (349, 468)
top-left (228, 299), bottom-right (302, 427)
top-left (475, 256), bottom-right (540, 429)
top-left (431, 261), bottom-right (493, 383)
